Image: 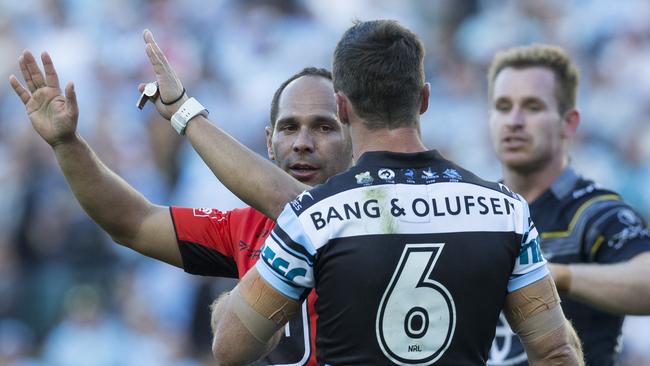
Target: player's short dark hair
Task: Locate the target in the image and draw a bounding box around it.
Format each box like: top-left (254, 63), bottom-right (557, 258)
top-left (488, 44), bottom-right (580, 114)
top-left (269, 67), bottom-right (332, 126)
top-left (332, 19), bottom-right (425, 130)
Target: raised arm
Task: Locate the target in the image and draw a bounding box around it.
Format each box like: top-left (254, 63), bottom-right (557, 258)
top-left (549, 252), bottom-right (650, 314)
top-left (140, 29), bottom-right (307, 220)
top-left (9, 51), bottom-right (180, 266)
top-left (504, 276), bottom-right (584, 365)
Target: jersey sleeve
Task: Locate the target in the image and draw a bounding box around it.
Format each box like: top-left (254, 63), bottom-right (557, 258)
top-left (255, 205), bottom-right (317, 300)
top-left (507, 199), bottom-right (550, 293)
top-left (170, 206), bottom-right (238, 277)
top-left (586, 204), bottom-right (650, 263)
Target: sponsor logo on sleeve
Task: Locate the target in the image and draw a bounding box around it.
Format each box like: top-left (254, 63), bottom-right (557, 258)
top-left (519, 236), bottom-right (544, 265)
top-left (261, 243), bottom-right (312, 286)
top-left (291, 190), bottom-right (315, 211)
top-left (607, 208), bottom-right (650, 250)
top-left (498, 183), bottom-right (515, 197)
top-left (192, 208), bottom-right (226, 221)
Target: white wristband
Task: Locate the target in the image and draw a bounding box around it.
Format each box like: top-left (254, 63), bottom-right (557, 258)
top-left (170, 97), bottom-right (209, 135)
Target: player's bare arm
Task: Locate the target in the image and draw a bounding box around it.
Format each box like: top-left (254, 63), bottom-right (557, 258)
top-left (9, 50), bottom-right (181, 266)
top-left (211, 267), bottom-right (298, 365)
top-left (549, 252), bottom-right (650, 314)
top-left (140, 29), bottom-right (307, 220)
top-left (504, 275), bottom-right (584, 365)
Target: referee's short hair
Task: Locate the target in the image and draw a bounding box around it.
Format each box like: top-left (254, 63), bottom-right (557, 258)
top-left (269, 67), bottom-right (332, 126)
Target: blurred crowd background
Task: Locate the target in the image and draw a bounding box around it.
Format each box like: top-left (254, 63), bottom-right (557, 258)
top-left (1, 0), bottom-right (649, 365)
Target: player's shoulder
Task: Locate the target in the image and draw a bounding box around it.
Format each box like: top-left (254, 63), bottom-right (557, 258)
top-left (562, 174), bottom-right (622, 212)
top-left (442, 160), bottom-right (522, 202)
top-left (547, 171), bottom-right (636, 234)
top-left (284, 167), bottom-right (359, 216)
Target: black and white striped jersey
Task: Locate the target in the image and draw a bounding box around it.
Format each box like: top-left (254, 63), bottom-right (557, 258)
top-left (256, 150), bottom-right (548, 365)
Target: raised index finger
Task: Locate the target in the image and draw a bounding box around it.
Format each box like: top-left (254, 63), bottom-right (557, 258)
top-left (41, 52), bottom-right (60, 89)
top-left (143, 29), bottom-right (173, 75)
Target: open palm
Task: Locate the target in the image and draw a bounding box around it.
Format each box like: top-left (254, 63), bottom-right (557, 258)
top-left (9, 51), bottom-right (78, 147)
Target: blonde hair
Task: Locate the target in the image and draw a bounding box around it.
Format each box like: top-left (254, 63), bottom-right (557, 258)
top-left (488, 44), bottom-right (579, 114)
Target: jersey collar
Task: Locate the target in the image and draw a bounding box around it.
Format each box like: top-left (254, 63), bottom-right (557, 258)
top-left (355, 150), bottom-right (444, 168)
top-left (549, 167), bottom-right (580, 200)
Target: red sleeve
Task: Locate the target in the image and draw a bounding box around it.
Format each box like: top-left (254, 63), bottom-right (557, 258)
top-left (170, 206), bottom-right (275, 278)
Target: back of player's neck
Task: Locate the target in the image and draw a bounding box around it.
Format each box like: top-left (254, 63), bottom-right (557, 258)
top-left (352, 125), bottom-right (426, 158)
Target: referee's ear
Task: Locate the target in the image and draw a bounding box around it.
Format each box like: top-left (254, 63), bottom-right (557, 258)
top-left (265, 126), bottom-right (275, 161)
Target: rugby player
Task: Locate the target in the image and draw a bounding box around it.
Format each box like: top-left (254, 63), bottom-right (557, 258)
top-left (201, 20), bottom-right (583, 365)
top-left (9, 47), bottom-right (351, 365)
top-left (487, 44), bottom-right (650, 366)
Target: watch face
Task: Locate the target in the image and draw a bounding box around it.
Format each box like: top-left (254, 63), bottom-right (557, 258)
top-left (144, 82), bottom-right (158, 97)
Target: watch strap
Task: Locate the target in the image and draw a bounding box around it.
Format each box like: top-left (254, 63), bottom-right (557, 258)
top-left (170, 97), bottom-right (209, 135)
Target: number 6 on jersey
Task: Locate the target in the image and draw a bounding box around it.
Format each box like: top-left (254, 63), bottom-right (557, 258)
top-left (376, 243), bottom-right (456, 365)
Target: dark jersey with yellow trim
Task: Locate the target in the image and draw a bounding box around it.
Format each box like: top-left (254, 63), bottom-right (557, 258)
top-left (488, 168), bottom-right (650, 366)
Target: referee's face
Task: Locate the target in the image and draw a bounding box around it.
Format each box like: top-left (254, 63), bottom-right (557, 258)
top-left (488, 66), bottom-right (568, 174)
top-left (266, 76), bottom-right (353, 186)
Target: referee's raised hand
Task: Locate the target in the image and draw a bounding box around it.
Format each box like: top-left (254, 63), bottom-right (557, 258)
top-left (139, 29), bottom-right (189, 120)
top-left (9, 50), bottom-right (79, 147)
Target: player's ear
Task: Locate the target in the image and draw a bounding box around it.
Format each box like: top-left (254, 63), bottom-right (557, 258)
top-left (419, 82), bottom-right (430, 115)
top-left (265, 126), bottom-right (275, 161)
top-left (336, 92), bottom-right (350, 125)
top-left (562, 108), bottom-right (580, 139)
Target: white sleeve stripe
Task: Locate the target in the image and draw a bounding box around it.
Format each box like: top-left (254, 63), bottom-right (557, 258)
top-left (255, 261), bottom-right (305, 300)
top-left (277, 205), bottom-right (317, 254)
top-left (507, 265), bottom-right (549, 293)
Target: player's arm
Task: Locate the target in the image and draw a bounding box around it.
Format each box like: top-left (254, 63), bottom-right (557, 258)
top-left (549, 203), bottom-right (650, 315)
top-left (140, 29), bottom-right (307, 220)
top-left (9, 50), bottom-right (181, 266)
top-left (504, 276), bottom-right (584, 365)
top-left (549, 252), bottom-right (650, 314)
top-left (211, 267), bottom-right (300, 365)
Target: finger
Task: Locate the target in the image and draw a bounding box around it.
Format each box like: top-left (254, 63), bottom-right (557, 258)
top-left (153, 43), bottom-right (177, 77)
top-left (23, 51), bottom-right (47, 89)
top-left (9, 75), bottom-right (31, 105)
top-left (41, 52), bottom-right (61, 89)
top-left (144, 30), bottom-right (175, 76)
top-left (18, 55), bottom-right (37, 93)
top-left (145, 43), bottom-right (167, 76)
top-left (143, 28), bottom-right (154, 44)
top-left (65, 82), bottom-right (78, 118)
top-left (138, 83), bottom-right (146, 93)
